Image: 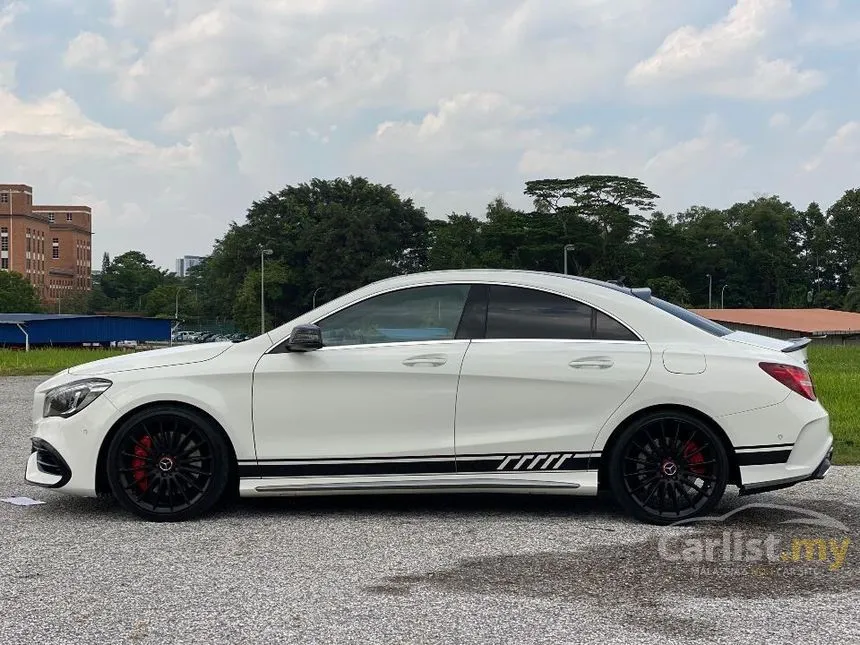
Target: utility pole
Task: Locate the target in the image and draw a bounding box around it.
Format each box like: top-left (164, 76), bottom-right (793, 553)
top-left (721, 284), bottom-right (727, 309)
top-left (174, 286), bottom-right (184, 321)
top-left (563, 244), bottom-right (575, 275)
top-left (706, 274), bottom-right (712, 308)
top-left (259, 244), bottom-right (273, 335)
top-left (313, 287), bottom-right (323, 309)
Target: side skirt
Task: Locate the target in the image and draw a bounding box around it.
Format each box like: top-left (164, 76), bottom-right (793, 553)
top-left (236, 451), bottom-right (601, 497)
top-left (238, 472), bottom-right (599, 497)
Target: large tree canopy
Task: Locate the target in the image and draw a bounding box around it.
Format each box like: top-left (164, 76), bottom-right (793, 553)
top-left (197, 176), bottom-right (431, 329)
top-left (77, 174), bottom-right (860, 331)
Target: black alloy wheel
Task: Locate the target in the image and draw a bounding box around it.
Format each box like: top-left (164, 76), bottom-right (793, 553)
top-left (608, 411), bottom-right (729, 525)
top-left (106, 405), bottom-right (230, 522)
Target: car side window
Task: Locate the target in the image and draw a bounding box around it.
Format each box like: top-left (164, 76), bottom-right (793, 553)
top-left (316, 284), bottom-right (471, 347)
top-left (485, 285), bottom-right (638, 341)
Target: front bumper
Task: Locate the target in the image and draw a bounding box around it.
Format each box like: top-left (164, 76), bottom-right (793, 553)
top-left (25, 438), bottom-right (73, 488)
top-left (24, 393), bottom-right (117, 497)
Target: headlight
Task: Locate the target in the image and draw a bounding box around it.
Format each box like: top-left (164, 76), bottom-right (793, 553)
top-left (43, 378), bottom-right (112, 418)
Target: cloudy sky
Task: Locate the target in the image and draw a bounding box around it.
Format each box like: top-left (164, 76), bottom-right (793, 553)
top-left (1, 0), bottom-right (859, 270)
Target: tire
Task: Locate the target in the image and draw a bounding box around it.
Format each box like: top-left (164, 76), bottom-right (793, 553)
top-left (607, 410), bottom-right (729, 525)
top-left (105, 405), bottom-right (231, 522)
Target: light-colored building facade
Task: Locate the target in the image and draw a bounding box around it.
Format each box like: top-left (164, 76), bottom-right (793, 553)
top-left (175, 255), bottom-right (205, 278)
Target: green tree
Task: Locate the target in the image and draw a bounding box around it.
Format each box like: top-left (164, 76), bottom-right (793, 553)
top-left (844, 264), bottom-right (860, 312)
top-left (100, 250), bottom-right (168, 311)
top-left (201, 176), bottom-right (430, 327)
top-left (646, 276), bottom-right (691, 307)
top-left (0, 271), bottom-right (40, 312)
top-left (523, 175), bottom-right (659, 280)
top-left (426, 213), bottom-right (485, 270)
top-left (826, 188), bottom-right (860, 291)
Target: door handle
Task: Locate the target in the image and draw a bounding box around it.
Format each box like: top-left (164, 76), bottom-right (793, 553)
top-left (569, 356), bottom-right (614, 369)
top-left (403, 354), bottom-right (448, 367)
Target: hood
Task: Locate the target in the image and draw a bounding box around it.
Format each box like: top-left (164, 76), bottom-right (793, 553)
top-left (723, 331), bottom-right (811, 364)
top-left (67, 342), bottom-right (233, 376)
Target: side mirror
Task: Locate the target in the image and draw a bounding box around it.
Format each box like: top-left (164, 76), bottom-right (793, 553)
top-left (286, 324), bottom-right (323, 352)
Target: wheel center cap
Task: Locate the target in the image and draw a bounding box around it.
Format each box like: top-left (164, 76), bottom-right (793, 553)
top-left (661, 460), bottom-right (678, 477)
top-left (158, 456), bottom-right (175, 472)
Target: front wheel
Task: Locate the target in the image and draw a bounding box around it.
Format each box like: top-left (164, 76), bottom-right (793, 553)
top-left (607, 411), bottom-right (729, 525)
top-left (105, 405), bottom-right (231, 522)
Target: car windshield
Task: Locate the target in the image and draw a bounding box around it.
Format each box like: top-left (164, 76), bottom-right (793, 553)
top-left (648, 297), bottom-right (734, 337)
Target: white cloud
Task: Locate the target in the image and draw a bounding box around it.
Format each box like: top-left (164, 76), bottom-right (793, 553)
top-left (626, 0), bottom-right (823, 100)
top-left (628, 0), bottom-right (789, 80)
top-left (91, 0), bottom-right (696, 134)
top-left (0, 0), bottom-right (857, 267)
top-left (0, 85), bottom-right (251, 268)
top-left (769, 112), bottom-right (791, 128)
top-left (64, 32), bottom-right (137, 72)
top-left (373, 92), bottom-right (543, 152)
top-left (706, 57), bottom-right (826, 100)
top-left (803, 122), bottom-right (860, 172)
top-left (0, 1), bottom-right (25, 33)
top-left (799, 110), bottom-right (829, 134)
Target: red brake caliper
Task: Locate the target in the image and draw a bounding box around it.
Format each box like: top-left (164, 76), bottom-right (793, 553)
top-left (682, 440), bottom-right (705, 476)
top-left (131, 436), bottom-right (152, 492)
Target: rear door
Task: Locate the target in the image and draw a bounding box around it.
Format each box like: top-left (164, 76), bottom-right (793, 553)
top-left (453, 284), bottom-right (652, 472)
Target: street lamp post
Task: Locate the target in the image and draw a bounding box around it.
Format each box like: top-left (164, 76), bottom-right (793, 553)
top-left (721, 284), bottom-right (728, 309)
top-left (563, 244), bottom-right (576, 275)
top-left (174, 286), bottom-right (184, 321)
top-left (706, 274), bottom-right (712, 309)
top-left (259, 245), bottom-right (273, 335)
top-left (312, 287), bottom-right (323, 310)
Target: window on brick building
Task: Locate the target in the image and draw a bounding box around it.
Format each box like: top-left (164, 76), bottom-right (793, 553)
top-left (1, 258), bottom-right (7, 270)
top-left (0, 193), bottom-right (8, 203)
top-left (48, 213), bottom-right (55, 223)
top-left (52, 238), bottom-right (59, 259)
top-left (66, 213), bottom-right (73, 221)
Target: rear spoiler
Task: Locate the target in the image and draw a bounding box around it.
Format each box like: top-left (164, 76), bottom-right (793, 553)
top-left (782, 337), bottom-right (812, 353)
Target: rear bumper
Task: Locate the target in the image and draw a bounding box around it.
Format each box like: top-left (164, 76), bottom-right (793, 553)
top-left (739, 445), bottom-right (832, 496)
top-left (719, 392), bottom-right (833, 495)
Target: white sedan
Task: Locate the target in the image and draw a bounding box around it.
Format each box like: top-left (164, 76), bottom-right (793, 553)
top-left (25, 269), bottom-right (833, 524)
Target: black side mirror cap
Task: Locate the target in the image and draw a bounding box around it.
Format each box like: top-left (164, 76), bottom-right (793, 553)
top-left (286, 324), bottom-right (323, 352)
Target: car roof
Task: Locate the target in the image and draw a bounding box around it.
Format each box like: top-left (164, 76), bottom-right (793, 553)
top-left (370, 268), bottom-right (638, 296)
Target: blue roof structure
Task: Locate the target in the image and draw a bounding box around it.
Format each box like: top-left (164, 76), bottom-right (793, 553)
top-left (0, 314), bottom-right (172, 346)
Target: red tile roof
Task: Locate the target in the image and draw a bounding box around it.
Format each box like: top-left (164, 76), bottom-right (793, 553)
top-left (690, 308), bottom-right (860, 335)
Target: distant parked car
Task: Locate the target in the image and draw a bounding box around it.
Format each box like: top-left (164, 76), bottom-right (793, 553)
top-left (25, 269), bottom-right (832, 524)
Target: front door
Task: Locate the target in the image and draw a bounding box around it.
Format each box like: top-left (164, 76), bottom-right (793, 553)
top-left (251, 283), bottom-right (473, 477)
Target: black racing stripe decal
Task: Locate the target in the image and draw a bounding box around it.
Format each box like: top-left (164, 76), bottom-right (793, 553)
top-left (735, 443), bottom-right (795, 450)
top-left (245, 451), bottom-right (602, 463)
top-left (736, 450), bottom-right (792, 466)
top-left (238, 451), bottom-right (600, 478)
top-left (240, 460), bottom-right (454, 478)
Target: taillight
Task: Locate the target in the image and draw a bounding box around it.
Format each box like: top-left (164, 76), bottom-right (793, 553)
top-left (759, 362), bottom-right (816, 401)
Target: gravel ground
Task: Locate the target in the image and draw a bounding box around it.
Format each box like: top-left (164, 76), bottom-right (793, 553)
top-left (1, 375), bottom-right (858, 645)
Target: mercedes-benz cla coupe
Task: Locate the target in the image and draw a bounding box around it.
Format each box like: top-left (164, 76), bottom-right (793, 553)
top-left (25, 270), bottom-right (833, 524)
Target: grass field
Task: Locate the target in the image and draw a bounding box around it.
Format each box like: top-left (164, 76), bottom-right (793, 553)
top-left (807, 345), bottom-right (860, 465)
top-left (1, 344), bottom-right (858, 463)
top-left (0, 348), bottom-right (128, 377)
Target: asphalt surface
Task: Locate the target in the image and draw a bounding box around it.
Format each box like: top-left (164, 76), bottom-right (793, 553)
top-left (1, 375), bottom-right (858, 645)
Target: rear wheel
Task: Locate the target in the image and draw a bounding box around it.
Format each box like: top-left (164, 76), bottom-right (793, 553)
top-left (105, 406), bottom-right (230, 522)
top-left (608, 411), bottom-right (729, 525)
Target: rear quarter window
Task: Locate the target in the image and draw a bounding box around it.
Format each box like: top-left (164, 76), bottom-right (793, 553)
top-left (648, 298), bottom-right (733, 337)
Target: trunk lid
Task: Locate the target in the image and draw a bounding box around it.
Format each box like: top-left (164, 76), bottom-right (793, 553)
top-left (722, 330), bottom-right (811, 365)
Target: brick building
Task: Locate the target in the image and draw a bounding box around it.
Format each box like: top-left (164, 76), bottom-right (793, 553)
top-left (1, 184), bottom-right (92, 303)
